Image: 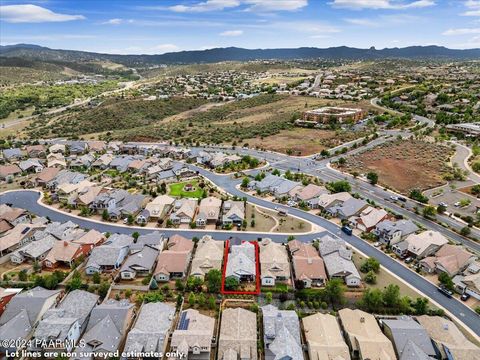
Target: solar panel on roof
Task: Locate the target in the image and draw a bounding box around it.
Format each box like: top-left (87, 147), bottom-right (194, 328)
top-left (177, 311), bottom-right (188, 330)
top-left (21, 227), bottom-right (31, 234)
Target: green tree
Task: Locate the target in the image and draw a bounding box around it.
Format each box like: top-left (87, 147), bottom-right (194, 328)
top-left (225, 276), bottom-right (239, 290)
top-left (266, 292), bottom-right (273, 304)
top-left (188, 292), bottom-right (196, 306)
top-left (92, 272), bottom-right (101, 284)
top-left (328, 180), bottom-right (351, 193)
top-left (460, 226), bottom-right (471, 236)
top-left (438, 272), bottom-right (454, 291)
top-left (422, 206), bottom-right (436, 218)
top-left (206, 269), bottom-right (222, 293)
top-left (413, 297), bottom-right (429, 315)
top-left (44, 274), bottom-right (59, 290)
top-left (98, 281), bottom-right (110, 298)
top-left (186, 276), bottom-right (203, 292)
top-left (361, 288), bottom-right (383, 312)
top-left (208, 296), bottom-right (216, 310)
top-left (198, 293), bottom-right (206, 307)
top-left (102, 210), bottom-right (109, 221)
top-left (360, 258), bottom-right (380, 273)
top-left (325, 279), bottom-right (345, 307)
top-left (132, 232), bottom-right (140, 241)
top-left (365, 270), bottom-right (377, 284)
top-left (241, 177), bottom-right (250, 188)
top-left (18, 269), bottom-right (28, 282)
top-left (68, 270), bottom-right (83, 291)
top-left (366, 172), bottom-right (379, 185)
top-left (175, 279), bottom-right (184, 291)
top-left (150, 278), bottom-right (159, 290)
top-left (382, 284), bottom-right (400, 308)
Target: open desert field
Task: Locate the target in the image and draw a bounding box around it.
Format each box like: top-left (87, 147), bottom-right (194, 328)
top-left (245, 127), bottom-right (366, 155)
top-left (341, 139), bottom-right (454, 194)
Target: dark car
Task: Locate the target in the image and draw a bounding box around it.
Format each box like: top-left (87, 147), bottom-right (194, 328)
top-left (404, 257), bottom-right (414, 264)
top-left (398, 197), bottom-right (407, 202)
top-left (341, 226), bottom-right (353, 236)
top-left (460, 293), bottom-right (470, 301)
top-left (438, 286), bottom-right (453, 298)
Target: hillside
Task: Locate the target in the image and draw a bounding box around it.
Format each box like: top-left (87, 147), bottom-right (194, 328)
top-left (1, 44), bottom-right (479, 67)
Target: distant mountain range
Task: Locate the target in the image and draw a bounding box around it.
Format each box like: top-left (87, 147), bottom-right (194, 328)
top-left (1, 44), bottom-right (479, 66)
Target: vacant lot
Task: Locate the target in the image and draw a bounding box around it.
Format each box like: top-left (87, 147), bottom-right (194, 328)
top-left (246, 128), bottom-right (366, 155)
top-left (342, 139), bottom-right (453, 194)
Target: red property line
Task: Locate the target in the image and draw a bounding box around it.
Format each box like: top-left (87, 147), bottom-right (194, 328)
top-left (221, 239), bottom-right (261, 295)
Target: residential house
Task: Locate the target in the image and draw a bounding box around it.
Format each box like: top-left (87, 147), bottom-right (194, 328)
top-left (259, 238), bottom-right (291, 286)
top-left (318, 192), bottom-right (352, 211)
top-left (190, 235), bottom-right (224, 279)
top-left (328, 197), bottom-right (368, 219)
top-left (302, 313), bottom-right (351, 360)
top-left (34, 167), bottom-right (60, 188)
top-left (43, 240), bottom-right (86, 268)
top-left (26, 145), bottom-right (46, 158)
top-left (318, 235), bottom-right (361, 287)
top-left (71, 229), bottom-right (106, 254)
top-left (196, 196), bottom-right (222, 227)
top-left (170, 309), bottom-right (215, 360)
top-left (68, 141), bottom-right (87, 155)
top-left (288, 240), bottom-right (327, 288)
top-left (143, 194), bottom-right (175, 222)
top-left (373, 219), bottom-right (419, 246)
top-left (222, 200), bottom-right (245, 227)
top-left (75, 299), bottom-right (134, 359)
top-left (90, 189), bottom-right (146, 220)
top-left (454, 262), bottom-right (480, 300)
top-left (395, 231), bottom-right (449, 259)
top-left (261, 305), bottom-right (304, 360)
top-left (417, 315), bottom-right (480, 360)
top-left (381, 316), bottom-right (437, 360)
top-left (130, 231), bottom-right (165, 254)
top-left (248, 174), bottom-right (284, 193)
top-left (92, 153), bottom-right (114, 169)
top-left (124, 302), bottom-right (175, 356)
top-left (69, 153), bottom-right (95, 169)
top-left (56, 179), bottom-right (96, 204)
top-left (0, 287), bottom-right (61, 353)
top-left (120, 245), bottom-right (159, 280)
top-left (290, 184), bottom-right (328, 208)
top-left (0, 164), bottom-right (21, 181)
top-left (218, 308), bottom-right (257, 360)
top-left (46, 170), bottom-right (86, 191)
top-left (49, 143), bottom-right (66, 154)
top-left (154, 235), bottom-right (193, 282)
top-left (47, 152), bottom-right (67, 168)
top-left (420, 244), bottom-right (476, 277)
top-left (170, 198), bottom-right (197, 225)
top-left (86, 141), bottom-right (106, 153)
top-left (2, 148), bottom-right (24, 162)
top-left (0, 288), bottom-right (22, 316)
top-left (0, 204), bottom-right (29, 226)
top-left (350, 207), bottom-right (389, 232)
top-left (225, 241), bottom-right (256, 282)
top-left (109, 156), bottom-right (136, 172)
top-left (0, 223), bottom-right (46, 255)
top-left (32, 290), bottom-right (99, 352)
top-left (85, 234), bottom-right (132, 274)
top-left (19, 159), bottom-right (44, 173)
top-left (10, 234), bottom-right (56, 264)
top-left (338, 309), bottom-right (396, 360)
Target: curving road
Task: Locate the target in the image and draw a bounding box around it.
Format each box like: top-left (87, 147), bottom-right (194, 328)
top-left (2, 171), bottom-right (480, 337)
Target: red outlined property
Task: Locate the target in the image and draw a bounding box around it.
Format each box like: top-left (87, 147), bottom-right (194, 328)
top-left (221, 239), bottom-right (261, 295)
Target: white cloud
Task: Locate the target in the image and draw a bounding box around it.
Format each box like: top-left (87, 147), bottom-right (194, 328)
top-left (461, 0), bottom-right (480, 16)
top-left (169, 0), bottom-right (240, 12)
top-left (442, 28), bottom-right (480, 35)
top-left (103, 18), bottom-right (123, 25)
top-left (0, 4), bottom-right (85, 23)
top-left (243, 0), bottom-right (308, 12)
top-left (220, 29), bottom-right (244, 36)
top-left (330, 0), bottom-right (435, 10)
top-left (344, 18), bottom-right (378, 26)
top-left (168, 0), bottom-right (307, 13)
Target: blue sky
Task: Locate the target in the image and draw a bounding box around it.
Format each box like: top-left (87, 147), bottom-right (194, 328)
top-left (1, 0), bottom-right (480, 54)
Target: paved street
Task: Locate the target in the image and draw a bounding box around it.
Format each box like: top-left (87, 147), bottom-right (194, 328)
top-left (2, 184), bottom-right (480, 337)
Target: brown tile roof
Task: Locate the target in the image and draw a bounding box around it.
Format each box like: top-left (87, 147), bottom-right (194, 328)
top-left (154, 251), bottom-right (189, 274)
top-left (45, 241), bottom-right (82, 264)
top-left (72, 229), bottom-right (105, 246)
top-left (35, 167), bottom-right (60, 183)
top-left (0, 165), bottom-right (21, 178)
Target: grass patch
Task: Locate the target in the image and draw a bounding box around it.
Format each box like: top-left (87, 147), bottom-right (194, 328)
top-left (168, 180), bottom-right (205, 198)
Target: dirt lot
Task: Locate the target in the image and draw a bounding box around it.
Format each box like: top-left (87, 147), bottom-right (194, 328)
top-left (245, 128), bottom-right (366, 155)
top-left (342, 139), bottom-right (454, 194)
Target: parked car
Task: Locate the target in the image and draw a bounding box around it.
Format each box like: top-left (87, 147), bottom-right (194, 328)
top-left (460, 293), bottom-right (470, 301)
top-left (404, 257), bottom-right (414, 264)
top-left (398, 197), bottom-right (407, 202)
top-left (373, 241), bottom-right (381, 247)
top-left (341, 226), bottom-right (353, 236)
top-left (390, 195), bottom-right (399, 201)
top-left (454, 201), bottom-right (461, 207)
top-left (439, 202), bottom-right (448, 207)
top-left (438, 286), bottom-right (453, 298)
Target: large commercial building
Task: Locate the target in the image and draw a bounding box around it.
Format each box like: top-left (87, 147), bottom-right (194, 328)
top-left (301, 106), bottom-right (365, 124)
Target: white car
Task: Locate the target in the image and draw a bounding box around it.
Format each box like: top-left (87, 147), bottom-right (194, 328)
top-left (454, 202), bottom-right (461, 207)
top-left (374, 242), bottom-right (381, 247)
top-left (123, 218), bottom-right (129, 224)
top-left (390, 195), bottom-right (399, 201)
